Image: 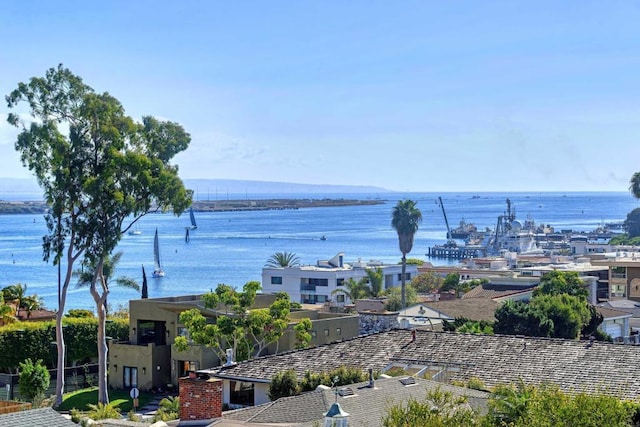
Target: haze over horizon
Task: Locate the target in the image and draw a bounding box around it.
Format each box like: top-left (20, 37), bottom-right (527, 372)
top-left (1, 2), bottom-right (639, 193)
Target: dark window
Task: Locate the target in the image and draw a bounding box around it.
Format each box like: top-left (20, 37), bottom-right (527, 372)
top-left (337, 278), bottom-right (345, 287)
top-left (271, 276), bottom-right (283, 285)
top-left (309, 278), bottom-right (329, 286)
top-left (336, 294), bottom-right (345, 303)
top-left (230, 381), bottom-right (255, 406)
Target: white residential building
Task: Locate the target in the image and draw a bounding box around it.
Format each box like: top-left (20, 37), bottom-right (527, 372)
top-left (262, 252), bottom-right (418, 305)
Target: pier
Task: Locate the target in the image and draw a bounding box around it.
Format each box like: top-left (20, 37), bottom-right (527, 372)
top-left (427, 245), bottom-right (486, 259)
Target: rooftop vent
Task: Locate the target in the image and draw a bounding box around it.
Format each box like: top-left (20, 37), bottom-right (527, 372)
top-left (399, 377), bottom-right (416, 386)
top-left (338, 387), bottom-right (355, 397)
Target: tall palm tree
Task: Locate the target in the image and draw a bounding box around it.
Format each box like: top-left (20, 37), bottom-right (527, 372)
top-left (265, 251), bottom-right (301, 268)
top-left (630, 172), bottom-right (640, 199)
top-left (392, 199), bottom-right (422, 309)
top-left (2, 283), bottom-right (27, 318)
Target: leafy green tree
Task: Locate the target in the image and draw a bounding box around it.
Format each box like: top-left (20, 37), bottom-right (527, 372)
top-left (534, 270), bottom-right (588, 299)
top-left (268, 369), bottom-right (299, 400)
top-left (383, 386), bottom-right (481, 427)
top-left (293, 318), bottom-right (313, 349)
top-left (176, 281), bottom-right (305, 362)
top-left (507, 383), bottom-right (634, 427)
top-left (18, 358), bottom-right (50, 403)
top-left (265, 251), bottom-right (300, 267)
top-left (6, 64), bottom-right (192, 405)
top-left (494, 300), bottom-right (553, 337)
top-left (441, 272), bottom-right (466, 297)
top-left (530, 294), bottom-right (591, 339)
top-left (385, 285), bottom-right (418, 311)
top-left (487, 379), bottom-right (535, 426)
top-left (624, 207), bottom-right (640, 238)
top-left (411, 272), bottom-right (444, 294)
top-left (392, 199), bottom-right (422, 309)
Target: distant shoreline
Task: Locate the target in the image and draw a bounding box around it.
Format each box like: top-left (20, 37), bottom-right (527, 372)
top-left (0, 198), bottom-right (385, 215)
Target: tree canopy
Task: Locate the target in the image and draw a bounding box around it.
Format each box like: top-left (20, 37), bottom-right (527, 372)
top-left (265, 251), bottom-right (301, 267)
top-left (495, 271), bottom-right (595, 339)
top-left (6, 64), bottom-right (192, 405)
top-left (175, 282), bottom-right (310, 362)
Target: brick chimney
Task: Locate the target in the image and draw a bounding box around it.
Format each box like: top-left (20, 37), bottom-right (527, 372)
top-left (179, 375), bottom-right (223, 421)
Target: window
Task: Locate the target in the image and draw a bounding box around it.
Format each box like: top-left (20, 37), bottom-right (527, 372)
top-left (336, 294), bottom-right (345, 303)
top-left (271, 276), bottom-right (283, 285)
top-left (336, 328), bottom-right (341, 336)
top-left (311, 330), bottom-right (317, 338)
top-left (324, 329), bottom-right (329, 337)
top-left (612, 266), bottom-right (626, 279)
top-left (123, 366), bottom-right (138, 388)
top-left (337, 278), bottom-right (345, 287)
top-left (309, 278), bottom-right (329, 286)
top-left (230, 381), bottom-right (254, 406)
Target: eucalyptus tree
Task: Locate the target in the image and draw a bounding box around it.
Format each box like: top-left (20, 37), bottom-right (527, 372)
top-left (75, 251), bottom-right (140, 315)
top-left (391, 199), bottom-right (422, 309)
top-left (6, 64), bottom-right (192, 405)
top-left (266, 251), bottom-right (301, 267)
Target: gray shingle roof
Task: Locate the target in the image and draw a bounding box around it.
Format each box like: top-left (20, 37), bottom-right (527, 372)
top-left (223, 376), bottom-right (489, 427)
top-left (206, 329), bottom-right (640, 400)
top-left (0, 408), bottom-right (76, 427)
top-left (420, 299), bottom-right (498, 322)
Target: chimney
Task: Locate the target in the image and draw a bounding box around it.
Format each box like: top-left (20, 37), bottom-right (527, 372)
top-left (368, 368), bottom-right (374, 388)
top-left (179, 376), bottom-right (223, 421)
top-left (411, 329), bottom-right (416, 342)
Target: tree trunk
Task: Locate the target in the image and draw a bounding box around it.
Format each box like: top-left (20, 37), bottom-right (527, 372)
top-left (401, 253), bottom-right (407, 309)
top-left (54, 250), bottom-right (76, 408)
top-left (89, 260), bottom-right (110, 404)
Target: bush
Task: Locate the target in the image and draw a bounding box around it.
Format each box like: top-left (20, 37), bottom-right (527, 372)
top-left (18, 358), bottom-right (50, 402)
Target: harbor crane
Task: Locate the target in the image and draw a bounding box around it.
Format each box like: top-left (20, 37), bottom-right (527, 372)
top-left (437, 197), bottom-right (457, 247)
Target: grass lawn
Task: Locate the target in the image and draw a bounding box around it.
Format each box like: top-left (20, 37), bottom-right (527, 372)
top-left (57, 387), bottom-right (154, 413)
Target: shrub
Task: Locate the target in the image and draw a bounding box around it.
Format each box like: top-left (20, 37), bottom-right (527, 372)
top-left (18, 358), bottom-right (50, 402)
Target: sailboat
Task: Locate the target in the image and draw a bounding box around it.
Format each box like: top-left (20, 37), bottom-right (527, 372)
top-left (152, 228), bottom-right (165, 278)
top-left (188, 207), bottom-right (197, 230)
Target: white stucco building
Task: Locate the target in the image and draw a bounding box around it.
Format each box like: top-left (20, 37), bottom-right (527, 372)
top-left (262, 252), bottom-right (418, 305)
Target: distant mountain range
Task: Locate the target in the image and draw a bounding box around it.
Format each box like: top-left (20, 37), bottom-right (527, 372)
top-left (183, 179), bottom-right (391, 195)
top-left (0, 177), bottom-right (392, 199)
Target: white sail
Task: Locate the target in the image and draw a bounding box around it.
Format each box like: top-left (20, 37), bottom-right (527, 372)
top-left (153, 228), bottom-right (165, 277)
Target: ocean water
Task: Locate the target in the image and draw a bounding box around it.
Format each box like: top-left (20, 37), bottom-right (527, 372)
top-left (0, 191), bottom-right (637, 313)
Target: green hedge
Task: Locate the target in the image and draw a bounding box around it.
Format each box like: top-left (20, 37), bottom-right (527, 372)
top-left (0, 318), bottom-right (128, 372)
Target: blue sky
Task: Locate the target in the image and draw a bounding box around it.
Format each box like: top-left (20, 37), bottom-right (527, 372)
top-left (1, 1), bottom-right (639, 192)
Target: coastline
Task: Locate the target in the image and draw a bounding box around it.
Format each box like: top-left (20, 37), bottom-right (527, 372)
top-left (0, 198), bottom-right (385, 215)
